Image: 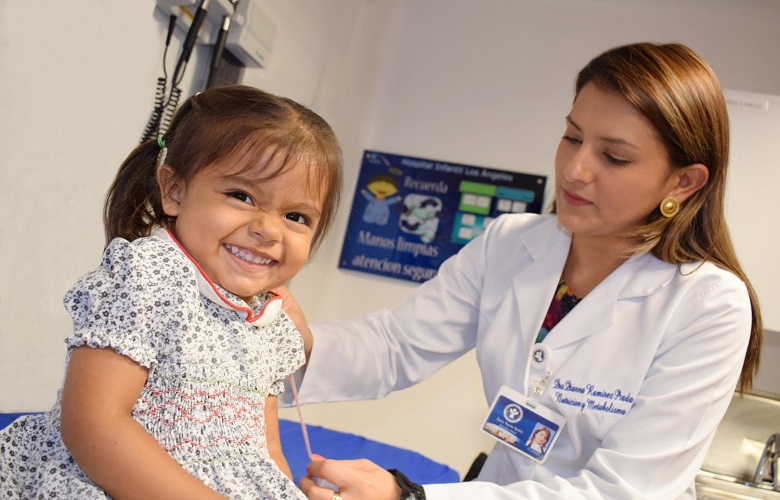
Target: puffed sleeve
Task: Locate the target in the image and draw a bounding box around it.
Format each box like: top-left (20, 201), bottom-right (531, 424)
top-left (63, 237), bottom-right (191, 369)
top-left (267, 312), bottom-right (306, 397)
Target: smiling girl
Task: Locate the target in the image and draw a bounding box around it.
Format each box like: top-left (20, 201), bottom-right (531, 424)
top-left (0, 85), bottom-right (342, 499)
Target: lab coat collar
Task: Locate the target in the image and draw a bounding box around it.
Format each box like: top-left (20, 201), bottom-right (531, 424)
top-left (549, 254), bottom-right (677, 347)
top-left (519, 214), bottom-right (572, 264)
top-left (151, 228), bottom-right (283, 328)
top-left (512, 216), bottom-right (679, 349)
top-left (511, 216), bottom-right (572, 347)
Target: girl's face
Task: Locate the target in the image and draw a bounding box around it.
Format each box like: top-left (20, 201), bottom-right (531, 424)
top-left (158, 150), bottom-right (325, 303)
top-left (554, 83), bottom-right (688, 245)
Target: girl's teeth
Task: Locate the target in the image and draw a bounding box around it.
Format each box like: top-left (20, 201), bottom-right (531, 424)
top-left (226, 244), bottom-right (272, 264)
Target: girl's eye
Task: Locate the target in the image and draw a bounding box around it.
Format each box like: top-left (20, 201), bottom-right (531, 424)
top-left (562, 135), bottom-right (582, 145)
top-left (285, 212), bottom-right (309, 225)
top-left (228, 191), bottom-right (253, 205)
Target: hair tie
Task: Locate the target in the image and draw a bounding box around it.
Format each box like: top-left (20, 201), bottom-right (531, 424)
top-left (156, 135), bottom-right (168, 170)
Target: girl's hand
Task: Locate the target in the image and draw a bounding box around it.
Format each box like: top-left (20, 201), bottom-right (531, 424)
top-left (271, 286), bottom-right (313, 359)
top-left (301, 458), bottom-right (402, 500)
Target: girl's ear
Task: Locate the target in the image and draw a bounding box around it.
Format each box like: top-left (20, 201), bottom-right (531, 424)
top-left (668, 163), bottom-right (709, 204)
top-left (157, 165), bottom-right (184, 217)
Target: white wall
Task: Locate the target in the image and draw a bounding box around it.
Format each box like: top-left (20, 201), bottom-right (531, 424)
top-left (2, 0), bottom-right (780, 479)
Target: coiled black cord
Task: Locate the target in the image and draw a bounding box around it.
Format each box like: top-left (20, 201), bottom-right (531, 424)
top-left (159, 86), bottom-right (182, 136)
top-left (140, 13), bottom-right (179, 143)
top-left (140, 77), bottom-right (168, 143)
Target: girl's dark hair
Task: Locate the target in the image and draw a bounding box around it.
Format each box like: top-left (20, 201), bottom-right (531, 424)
top-left (554, 42), bottom-right (762, 393)
top-left (104, 85), bottom-right (343, 253)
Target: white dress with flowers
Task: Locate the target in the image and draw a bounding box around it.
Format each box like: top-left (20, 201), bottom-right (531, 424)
top-left (0, 229), bottom-right (307, 499)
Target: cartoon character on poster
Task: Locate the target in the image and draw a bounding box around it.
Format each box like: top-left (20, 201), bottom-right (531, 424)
top-left (360, 174), bottom-right (402, 226)
top-left (399, 194), bottom-right (443, 243)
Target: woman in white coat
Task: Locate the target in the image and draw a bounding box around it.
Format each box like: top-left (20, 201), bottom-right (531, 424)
top-left (285, 42), bottom-right (763, 499)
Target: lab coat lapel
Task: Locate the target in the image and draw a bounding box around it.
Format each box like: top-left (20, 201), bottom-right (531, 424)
top-left (510, 219), bottom-right (571, 346)
top-left (544, 253), bottom-right (678, 350)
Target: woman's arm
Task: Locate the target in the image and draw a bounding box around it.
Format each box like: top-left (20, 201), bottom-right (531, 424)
top-left (60, 346), bottom-right (225, 500)
top-left (265, 395), bottom-right (294, 480)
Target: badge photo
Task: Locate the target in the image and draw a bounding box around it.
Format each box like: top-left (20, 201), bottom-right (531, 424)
top-left (481, 385), bottom-right (566, 464)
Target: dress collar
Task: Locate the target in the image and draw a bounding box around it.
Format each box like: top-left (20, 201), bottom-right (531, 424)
top-left (152, 228), bottom-right (283, 328)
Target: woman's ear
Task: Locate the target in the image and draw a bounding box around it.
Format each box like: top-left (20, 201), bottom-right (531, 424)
top-left (157, 165), bottom-right (183, 217)
top-left (669, 163), bottom-right (709, 204)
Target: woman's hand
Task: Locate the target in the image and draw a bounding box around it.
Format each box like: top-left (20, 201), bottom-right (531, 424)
top-left (271, 286), bottom-right (313, 359)
top-left (301, 458), bottom-right (402, 500)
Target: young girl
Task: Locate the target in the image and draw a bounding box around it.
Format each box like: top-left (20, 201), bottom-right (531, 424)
top-left (0, 85), bottom-right (342, 499)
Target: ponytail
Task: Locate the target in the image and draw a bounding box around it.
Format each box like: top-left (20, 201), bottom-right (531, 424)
top-left (103, 139), bottom-right (167, 245)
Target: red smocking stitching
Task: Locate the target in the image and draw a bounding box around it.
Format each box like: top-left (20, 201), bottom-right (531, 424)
top-left (162, 434), bottom-right (268, 453)
top-left (135, 386), bottom-right (266, 427)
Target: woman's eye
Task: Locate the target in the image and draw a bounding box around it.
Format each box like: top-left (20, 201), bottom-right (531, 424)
top-left (562, 135), bottom-right (581, 145)
top-left (285, 212), bottom-right (309, 225)
top-left (228, 191), bottom-right (253, 204)
top-left (604, 154), bottom-right (630, 166)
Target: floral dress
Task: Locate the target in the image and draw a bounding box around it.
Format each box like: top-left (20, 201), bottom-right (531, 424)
top-left (0, 229), bottom-right (307, 499)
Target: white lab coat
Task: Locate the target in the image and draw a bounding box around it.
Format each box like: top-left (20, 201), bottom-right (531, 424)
top-left (296, 214), bottom-right (751, 499)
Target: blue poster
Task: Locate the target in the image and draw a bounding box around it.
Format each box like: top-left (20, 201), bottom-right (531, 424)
top-left (338, 150), bottom-right (547, 283)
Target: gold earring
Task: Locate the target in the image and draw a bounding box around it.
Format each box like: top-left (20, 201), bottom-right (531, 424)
top-left (660, 197), bottom-right (679, 218)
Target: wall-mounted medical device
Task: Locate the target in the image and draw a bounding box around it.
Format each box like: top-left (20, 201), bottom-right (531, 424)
top-left (141, 0), bottom-right (276, 142)
top-left (156, 0), bottom-right (233, 44)
top-left (155, 0), bottom-right (275, 68)
top-left (224, 0), bottom-right (276, 68)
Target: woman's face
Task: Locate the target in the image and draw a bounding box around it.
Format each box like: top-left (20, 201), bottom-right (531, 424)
top-left (534, 429), bottom-right (550, 445)
top-left (554, 83), bottom-right (681, 243)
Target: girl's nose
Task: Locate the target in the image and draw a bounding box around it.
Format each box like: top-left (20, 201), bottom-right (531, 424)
top-left (250, 213), bottom-right (282, 242)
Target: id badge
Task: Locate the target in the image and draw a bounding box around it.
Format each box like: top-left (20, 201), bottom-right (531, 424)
top-left (481, 385), bottom-right (566, 464)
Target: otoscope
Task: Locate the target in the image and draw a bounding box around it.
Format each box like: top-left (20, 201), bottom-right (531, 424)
top-left (171, 0), bottom-right (212, 85)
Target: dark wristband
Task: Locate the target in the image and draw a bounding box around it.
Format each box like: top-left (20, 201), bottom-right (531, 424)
top-left (387, 469), bottom-right (426, 500)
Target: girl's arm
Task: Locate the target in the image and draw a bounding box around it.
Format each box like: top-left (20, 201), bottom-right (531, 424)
top-left (265, 395), bottom-right (294, 480)
top-left (271, 286), bottom-right (313, 359)
top-left (60, 346), bottom-right (226, 500)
